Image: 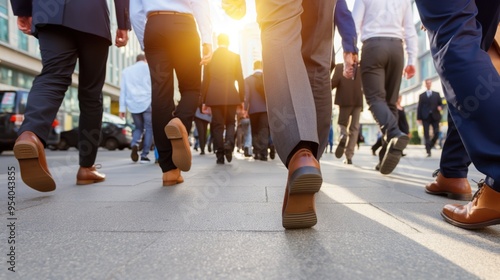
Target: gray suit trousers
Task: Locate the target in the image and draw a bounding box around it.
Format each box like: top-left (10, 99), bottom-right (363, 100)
top-left (256, 0), bottom-right (335, 164)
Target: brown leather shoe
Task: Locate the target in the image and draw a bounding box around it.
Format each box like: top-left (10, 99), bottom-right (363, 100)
top-left (282, 148), bottom-right (322, 229)
top-left (162, 168), bottom-right (184, 186)
top-left (425, 170), bottom-right (472, 200)
top-left (76, 165), bottom-right (105, 185)
top-left (13, 131), bottom-right (55, 192)
top-left (441, 181), bottom-right (500, 229)
top-left (165, 118), bottom-right (191, 172)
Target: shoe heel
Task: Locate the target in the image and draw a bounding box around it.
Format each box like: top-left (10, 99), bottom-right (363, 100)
top-left (283, 211), bottom-right (317, 229)
top-left (76, 179), bottom-right (104, 185)
top-left (13, 142), bottom-right (38, 159)
top-left (165, 125), bottom-right (182, 139)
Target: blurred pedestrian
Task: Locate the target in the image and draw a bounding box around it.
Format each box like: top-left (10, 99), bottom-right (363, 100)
top-left (353, 0), bottom-right (418, 174)
top-left (417, 79), bottom-right (443, 157)
top-left (119, 54), bottom-right (153, 164)
top-left (202, 34), bottom-right (245, 165)
top-left (331, 63), bottom-right (363, 165)
top-left (11, 0), bottom-right (130, 191)
top-left (245, 60), bottom-right (269, 160)
top-left (194, 105), bottom-right (211, 155)
top-left (416, 0), bottom-right (500, 229)
top-left (130, 0), bottom-right (213, 186)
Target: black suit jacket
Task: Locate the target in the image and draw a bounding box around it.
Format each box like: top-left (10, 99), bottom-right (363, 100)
top-left (11, 0), bottom-right (130, 44)
top-left (202, 47), bottom-right (245, 106)
top-left (417, 91), bottom-right (442, 121)
top-left (331, 63), bottom-right (363, 107)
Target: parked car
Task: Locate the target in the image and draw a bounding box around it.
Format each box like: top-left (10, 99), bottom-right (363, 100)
top-left (0, 90), bottom-right (60, 155)
top-left (56, 120), bottom-right (132, 151)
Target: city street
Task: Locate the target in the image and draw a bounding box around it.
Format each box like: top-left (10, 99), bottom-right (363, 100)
top-left (0, 144), bottom-right (498, 279)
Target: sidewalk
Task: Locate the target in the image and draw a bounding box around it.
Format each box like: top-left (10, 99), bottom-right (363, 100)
top-left (0, 145), bottom-right (498, 279)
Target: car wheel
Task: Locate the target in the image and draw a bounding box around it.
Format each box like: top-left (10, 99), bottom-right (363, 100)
top-left (104, 138), bottom-right (118, 151)
top-left (57, 138), bottom-right (69, 151)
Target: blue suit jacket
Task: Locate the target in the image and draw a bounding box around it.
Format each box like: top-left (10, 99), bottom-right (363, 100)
top-left (11, 0), bottom-right (130, 44)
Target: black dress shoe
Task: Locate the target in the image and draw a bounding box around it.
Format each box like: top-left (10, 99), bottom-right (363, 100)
top-left (269, 145), bottom-right (276, 160)
top-left (335, 134), bottom-right (347, 158)
top-left (379, 133), bottom-right (409, 175)
top-left (344, 159), bottom-right (352, 165)
top-left (224, 142), bottom-right (233, 163)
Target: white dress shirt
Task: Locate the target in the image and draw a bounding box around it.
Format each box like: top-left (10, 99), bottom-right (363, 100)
top-left (352, 0), bottom-right (418, 65)
top-left (119, 61), bottom-right (151, 114)
top-left (130, 0), bottom-right (212, 50)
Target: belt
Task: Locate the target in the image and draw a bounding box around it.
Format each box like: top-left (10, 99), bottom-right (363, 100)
top-left (364, 37), bottom-right (403, 43)
top-left (147, 11), bottom-right (193, 19)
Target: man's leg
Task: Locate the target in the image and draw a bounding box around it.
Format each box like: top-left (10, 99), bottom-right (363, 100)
top-left (416, 0), bottom-right (500, 228)
top-left (344, 106), bottom-right (362, 161)
top-left (335, 106), bottom-right (349, 158)
top-left (422, 119), bottom-right (431, 155)
top-left (257, 0), bottom-right (335, 229)
top-left (141, 106), bottom-right (153, 159)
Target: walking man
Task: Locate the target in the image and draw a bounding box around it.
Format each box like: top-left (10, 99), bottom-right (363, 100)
top-left (119, 54), bottom-right (153, 163)
top-left (417, 78), bottom-right (442, 157)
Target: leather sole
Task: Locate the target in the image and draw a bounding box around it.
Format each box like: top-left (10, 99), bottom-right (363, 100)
top-left (379, 135), bottom-right (409, 175)
top-left (335, 136), bottom-right (346, 159)
top-left (76, 178), bottom-right (105, 185)
top-left (282, 166), bottom-right (322, 229)
top-left (14, 141), bottom-right (56, 192)
top-left (165, 120), bottom-right (191, 171)
top-left (162, 177), bottom-right (184, 186)
top-left (441, 211), bottom-right (500, 229)
top-left (425, 189), bottom-right (472, 201)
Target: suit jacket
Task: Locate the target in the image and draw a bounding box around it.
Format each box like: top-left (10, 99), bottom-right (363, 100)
top-left (245, 71), bottom-right (266, 114)
top-left (10, 0), bottom-right (130, 44)
top-left (202, 47), bottom-right (245, 106)
top-left (417, 90), bottom-right (443, 121)
top-left (331, 63), bottom-right (363, 107)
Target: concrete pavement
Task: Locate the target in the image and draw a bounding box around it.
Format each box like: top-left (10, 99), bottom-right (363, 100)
top-left (0, 145), bottom-right (499, 279)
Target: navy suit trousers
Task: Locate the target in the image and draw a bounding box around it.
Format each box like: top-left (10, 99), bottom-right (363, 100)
top-left (416, 0), bottom-right (500, 190)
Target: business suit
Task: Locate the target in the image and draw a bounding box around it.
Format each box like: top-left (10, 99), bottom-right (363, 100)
top-left (331, 63), bottom-right (363, 161)
top-left (416, 0), bottom-right (500, 229)
top-left (11, 0), bottom-right (130, 189)
top-left (417, 89), bottom-right (442, 155)
top-left (245, 70), bottom-right (269, 159)
top-left (202, 45), bottom-right (245, 163)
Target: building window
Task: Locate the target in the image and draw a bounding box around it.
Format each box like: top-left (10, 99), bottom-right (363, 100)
top-left (419, 53), bottom-right (437, 80)
top-left (18, 30), bottom-right (28, 51)
top-left (0, 0), bottom-right (8, 43)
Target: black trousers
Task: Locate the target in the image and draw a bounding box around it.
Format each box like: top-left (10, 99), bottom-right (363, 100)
top-left (422, 118), bottom-right (439, 154)
top-left (19, 25), bottom-right (109, 167)
top-left (210, 105), bottom-right (237, 153)
top-left (250, 112), bottom-right (269, 157)
top-left (194, 117), bottom-right (209, 153)
top-left (144, 14), bottom-right (201, 172)
top-left (361, 38), bottom-right (404, 140)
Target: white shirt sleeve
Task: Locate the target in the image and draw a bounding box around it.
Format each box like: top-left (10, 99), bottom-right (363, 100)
top-left (403, 3), bottom-right (418, 66)
top-left (130, 0), bottom-right (147, 50)
top-left (352, 0), bottom-right (365, 47)
top-left (191, 0), bottom-right (212, 45)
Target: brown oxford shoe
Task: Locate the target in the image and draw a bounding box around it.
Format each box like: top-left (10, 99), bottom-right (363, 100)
top-left (282, 148), bottom-right (322, 229)
top-left (76, 165), bottom-right (106, 185)
top-left (165, 118), bottom-right (191, 172)
top-left (13, 131), bottom-right (55, 192)
top-left (441, 181), bottom-right (500, 229)
top-left (162, 168), bottom-right (184, 186)
top-left (425, 170), bottom-right (472, 200)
